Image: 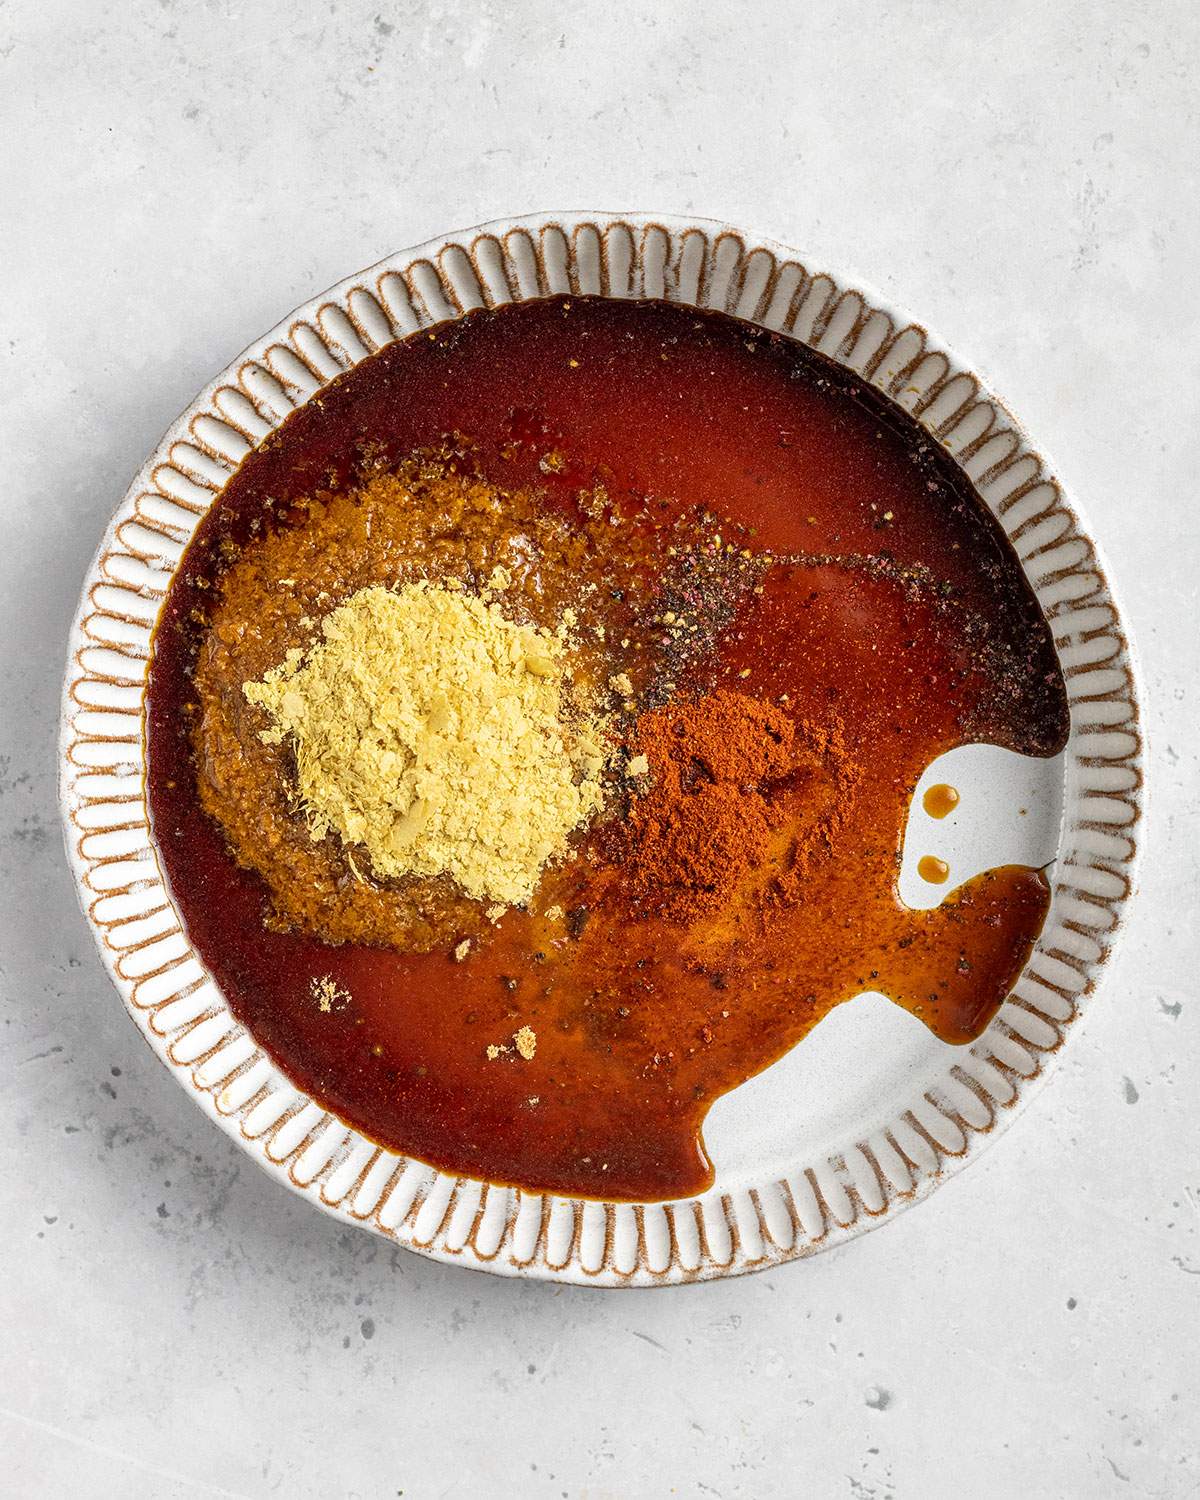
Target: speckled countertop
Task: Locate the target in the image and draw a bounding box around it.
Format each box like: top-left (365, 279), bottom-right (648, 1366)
top-left (2, 2), bottom-right (1197, 1496)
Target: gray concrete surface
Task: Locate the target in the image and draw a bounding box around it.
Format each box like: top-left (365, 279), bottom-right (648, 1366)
top-left (1, 2), bottom-right (1197, 1495)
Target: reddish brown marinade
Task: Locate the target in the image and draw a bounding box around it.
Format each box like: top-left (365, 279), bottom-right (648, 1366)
top-left (146, 296), bottom-right (1069, 1201)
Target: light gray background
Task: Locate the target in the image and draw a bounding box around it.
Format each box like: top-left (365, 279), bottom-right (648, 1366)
top-left (2, 2), bottom-right (1197, 1496)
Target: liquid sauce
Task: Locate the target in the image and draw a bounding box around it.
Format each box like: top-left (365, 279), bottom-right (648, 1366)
top-left (923, 783), bottom-right (961, 819)
top-left (146, 296), bottom-right (1069, 1202)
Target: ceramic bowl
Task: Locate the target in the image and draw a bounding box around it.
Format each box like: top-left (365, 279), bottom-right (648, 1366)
top-left (59, 213), bottom-right (1142, 1285)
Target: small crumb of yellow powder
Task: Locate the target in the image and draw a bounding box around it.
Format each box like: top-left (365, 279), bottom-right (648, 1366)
top-left (311, 975), bottom-right (350, 1013)
top-left (486, 1025), bottom-right (538, 1062)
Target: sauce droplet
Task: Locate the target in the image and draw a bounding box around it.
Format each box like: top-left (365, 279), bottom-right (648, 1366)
top-left (923, 783), bottom-right (959, 819)
top-left (918, 855), bottom-right (950, 885)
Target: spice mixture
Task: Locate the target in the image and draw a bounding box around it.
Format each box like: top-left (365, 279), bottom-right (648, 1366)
top-left (183, 452), bottom-right (759, 950)
top-left (615, 689), bottom-right (859, 924)
top-left (146, 294), bottom-right (1069, 1201)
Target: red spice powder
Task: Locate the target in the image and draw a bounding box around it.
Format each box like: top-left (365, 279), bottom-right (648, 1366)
top-left (619, 689), bottom-right (860, 923)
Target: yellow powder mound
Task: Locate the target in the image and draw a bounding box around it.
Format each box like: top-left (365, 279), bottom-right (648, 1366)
top-left (243, 581), bottom-right (606, 906)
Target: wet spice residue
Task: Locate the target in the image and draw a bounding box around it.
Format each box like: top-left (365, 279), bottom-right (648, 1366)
top-left (146, 293), bottom-right (1070, 1202)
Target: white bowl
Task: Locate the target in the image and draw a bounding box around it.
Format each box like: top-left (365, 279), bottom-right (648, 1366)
top-left (59, 213), bottom-right (1143, 1286)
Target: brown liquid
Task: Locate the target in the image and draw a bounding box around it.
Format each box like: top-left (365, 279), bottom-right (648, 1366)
top-left (923, 783), bottom-right (960, 819)
top-left (145, 296), bottom-right (1069, 1201)
top-left (918, 855), bottom-right (952, 885)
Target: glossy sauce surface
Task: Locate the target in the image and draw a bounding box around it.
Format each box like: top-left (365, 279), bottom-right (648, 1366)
top-left (146, 297), bottom-right (1069, 1201)
top-left (923, 783), bottom-right (961, 819)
